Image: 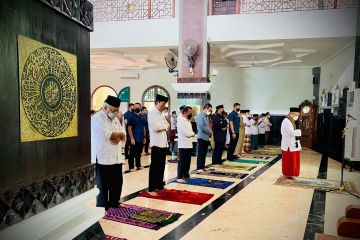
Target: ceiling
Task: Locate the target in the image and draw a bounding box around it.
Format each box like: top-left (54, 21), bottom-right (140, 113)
top-left (90, 37), bottom-right (354, 71)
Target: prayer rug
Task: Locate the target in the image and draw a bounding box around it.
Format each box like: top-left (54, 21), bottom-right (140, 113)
top-left (129, 210), bottom-right (180, 226)
top-left (106, 235), bottom-right (127, 240)
top-left (232, 158), bottom-right (269, 164)
top-left (170, 177), bottom-right (235, 189)
top-left (214, 164), bottom-right (256, 171)
top-left (196, 168), bottom-right (249, 179)
top-left (138, 189), bottom-right (214, 205)
top-left (103, 204), bottom-right (182, 230)
top-left (274, 176), bottom-right (359, 195)
top-left (242, 154), bottom-right (277, 160)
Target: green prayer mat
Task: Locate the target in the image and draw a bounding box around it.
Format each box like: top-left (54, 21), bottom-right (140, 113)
top-left (214, 164), bottom-right (256, 171)
top-left (129, 210), bottom-right (180, 226)
top-left (232, 158), bottom-right (269, 164)
top-left (274, 176), bottom-right (359, 195)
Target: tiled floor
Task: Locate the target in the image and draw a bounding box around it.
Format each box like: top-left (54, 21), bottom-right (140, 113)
top-left (90, 149), bottom-right (360, 240)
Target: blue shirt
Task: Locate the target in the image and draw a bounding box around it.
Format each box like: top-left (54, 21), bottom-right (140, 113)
top-left (127, 113), bottom-right (145, 142)
top-left (124, 111), bottom-right (134, 139)
top-left (228, 110), bottom-right (240, 134)
top-left (196, 112), bottom-right (211, 141)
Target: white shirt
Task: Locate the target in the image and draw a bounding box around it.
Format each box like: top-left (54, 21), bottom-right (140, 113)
top-left (177, 115), bottom-right (195, 149)
top-left (243, 115), bottom-right (252, 135)
top-left (148, 106), bottom-right (169, 148)
top-left (258, 118), bottom-right (266, 134)
top-left (91, 110), bottom-right (125, 165)
top-left (250, 119), bottom-right (258, 135)
top-left (264, 117), bottom-right (272, 132)
top-left (170, 116), bottom-right (177, 130)
top-left (281, 117), bottom-right (302, 152)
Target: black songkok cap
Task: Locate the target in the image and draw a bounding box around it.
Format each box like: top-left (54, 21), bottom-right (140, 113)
top-left (290, 107), bottom-right (300, 113)
top-left (216, 105), bottom-right (224, 110)
top-left (156, 94), bottom-right (168, 102)
top-left (105, 95), bottom-right (121, 107)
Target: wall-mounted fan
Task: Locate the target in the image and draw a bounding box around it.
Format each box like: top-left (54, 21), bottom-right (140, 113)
top-left (183, 39), bottom-right (199, 76)
top-left (164, 52), bottom-right (178, 75)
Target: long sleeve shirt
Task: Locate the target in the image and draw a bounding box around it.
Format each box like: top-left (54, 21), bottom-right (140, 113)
top-left (250, 119), bottom-right (259, 135)
top-left (258, 118), bottom-right (266, 134)
top-left (177, 115), bottom-right (195, 148)
top-left (281, 117), bottom-right (302, 152)
top-left (243, 115), bottom-right (252, 135)
top-left (196, 112), bottom-right (211, 141)
top-left (91, 110), bottom-right (125, 165)
top-left (264, 117), bottom-right (272, 132)
top-left (148, 107), bottom-right (169, 148)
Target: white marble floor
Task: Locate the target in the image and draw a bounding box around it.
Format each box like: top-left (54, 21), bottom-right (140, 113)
top-left (90, 149), bottom-right (360, 240)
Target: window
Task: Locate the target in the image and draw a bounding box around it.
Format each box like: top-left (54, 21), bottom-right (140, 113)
top-left (142, 86), bottom-right (170, 111)
top-left (91, 85), bottom-right (117, 111)
top-left (118, 87), bottom-right (130, 114)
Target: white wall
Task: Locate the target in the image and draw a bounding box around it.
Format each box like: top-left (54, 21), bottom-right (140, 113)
top-left (207, 8), bottom-right (357, 42)
top-left (91, 67), bottom-right (313, 115)
top-left (209, 68), bottom-right (313, 114)
top-left (319, 42), bottom-right (356, 94)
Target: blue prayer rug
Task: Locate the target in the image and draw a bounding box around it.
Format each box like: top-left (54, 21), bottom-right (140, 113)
top-left (170, 177), bottom-right (235, 189)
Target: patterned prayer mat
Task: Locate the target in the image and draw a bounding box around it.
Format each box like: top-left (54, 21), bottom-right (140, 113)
top-left (103, 204), bottom-right (182, 230)
top-left (274, 176), bottom-right (359, 195)
top-left (232, 158), bottom-right (269, 164)
top-left (106, 235), bottom-right (127, 240)
top-left (138, 189), bottom-right (214, 205)
top-left (170, 177), bottom-right (235, 189)
top-left (196, 168), bottom-right (249, 179)
top-left (241, 154), bottom-right (277, 161)
top-left (214, 164), bottom-right (256, 171)
top-left (129, 210), bottom-right (180, 226)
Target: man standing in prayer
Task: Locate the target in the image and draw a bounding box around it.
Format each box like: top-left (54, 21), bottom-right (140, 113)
top-left (264, 112), bottom-right (272, 145)
top-left (170, 111), bottom-right (177, 152)
top-left (243, 110), bottom-right (252, 152)
top-left (124, 103), bottom-right (134, 159)
top-left (196, 103), bottom-right (213, 173)
top-left (127, 102), bottom-right (146, 172)
top-left (212, 105), bottom-right (228, 164)
top-left (235, 110), bottom-right (248, 156)
top-left (258, 113), bottom-right (267, 147)
top-left (250, 114), bottom-right (259, 150)
top-left (177, 106), bottom-right (196, 182)
top-left (281, 107), bottom-right (302, 179)
top-left (147, 94), bottom-right (169, 196)
top-left (141, 106), bottom-right (150, 155)
top-left (91, 96), bottom-right (125, 210)
top-left (227, 103), bottom-right (241, 160)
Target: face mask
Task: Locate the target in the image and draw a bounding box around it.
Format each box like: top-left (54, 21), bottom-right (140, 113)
top-left (134, 108), bottom-right (140, 113)
top-left (187, 114), bottom-right (192, 120)
top-left (108, 112), bottom-right (116, 119)
top-left (131, 109), bottom-right (134, 112)
top-left (294, 116), bottom-right (299, 121)
top-left (236, 108), bottom-right (240, 112)
top-left (221, 110), bottom-right (225, 115)
top-left (206, 111), bottom-right (211, 116)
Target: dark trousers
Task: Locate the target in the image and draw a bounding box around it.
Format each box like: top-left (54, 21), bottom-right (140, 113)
top-left (265, 131), bottom-right (271, 145)
top-left (227, 133), bottom-right (239, 160)
top-left (212, 140), bottom-right (226, 164)
top-left (178, 148), bottom-right (192, 179)
top-left (125, 139), bottom-right (130, 159)
top-left (197, 138), bottom-right (209, 170)
top-left (149, 146), bottom-right (167, 192)
top-left (259, 134), bottom-right (265, 146)
top-left (128, 141), bottom-right (144, 170)
top-left (144, 134), bottom-right (150, 153)
top-left (95, 163), bottom-right (123, 210)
